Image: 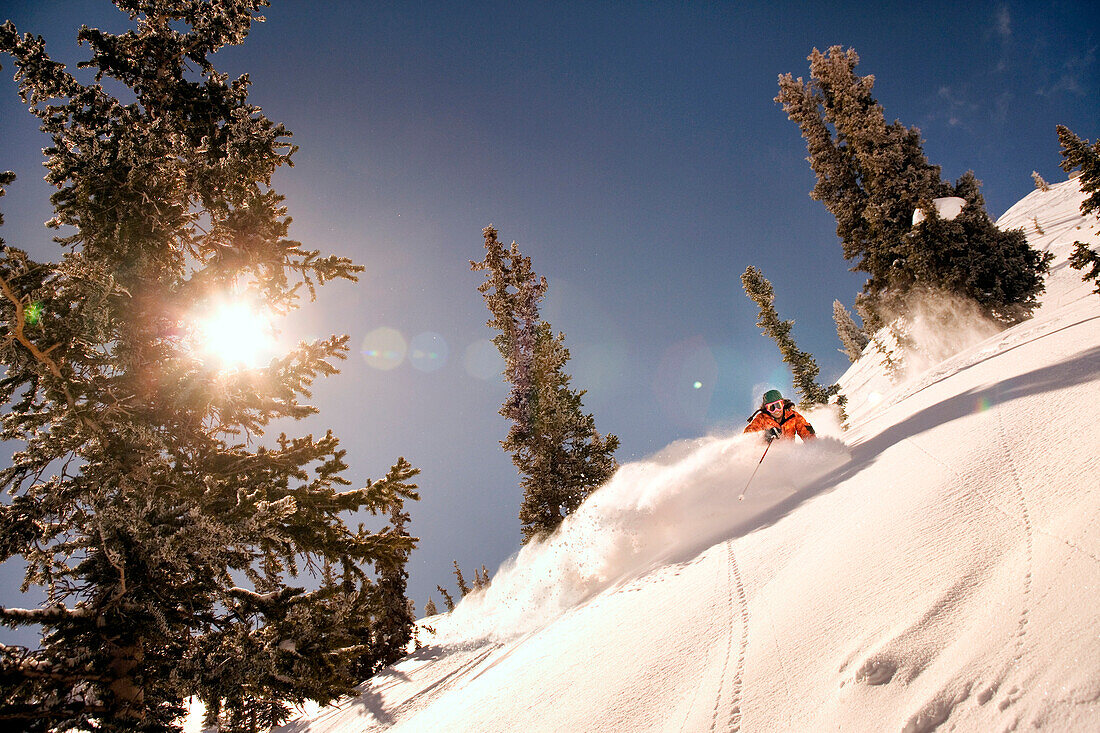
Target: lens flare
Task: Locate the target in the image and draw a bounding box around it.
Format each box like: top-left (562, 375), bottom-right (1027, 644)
top-left (195, 299), bottom-right (274, 369)
top-left (362, 327), bottom-right (407, 370)
top-left (464, 339), bottom-right (504, 380)
top-left (654, 336), bottom-right (718, 430)
top-left (410, 332), bottom-right (449, 372)
top-left (24, 301), bottom-right (44, 326)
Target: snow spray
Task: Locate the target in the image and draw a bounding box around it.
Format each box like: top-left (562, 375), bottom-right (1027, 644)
top-left (430, 431), bottom-right (848, 646)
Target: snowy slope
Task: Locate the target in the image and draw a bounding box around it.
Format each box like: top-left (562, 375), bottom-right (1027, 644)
top-left (276, 177), bottom-right (1100, 733)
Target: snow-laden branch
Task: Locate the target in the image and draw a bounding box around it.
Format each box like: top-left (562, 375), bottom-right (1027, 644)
top-left (0, 604), bottom-right (93, 624)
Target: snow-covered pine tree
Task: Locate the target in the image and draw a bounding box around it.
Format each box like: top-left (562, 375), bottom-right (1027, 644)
top-left (1058, 125), bottom-right (1100, 296)
top-left (424, 598), bottom-right (438, 617)
top-left (1068, 244), bottom-right (1100, 295)
top-left (0, 5), bottom-right (418, 730)
top-left (1032, 171), bottom-right (1051, 191)
top-left (776, 46), bottom-right (1049, 328)
top-left (832, 300), bottom-right (869, 363)
top-left (902, 172), bottom-right (1052, 324)
top-left (471, 227), bottom-right (619, 544)
top-left (741, 266), bottom-right (839, 408)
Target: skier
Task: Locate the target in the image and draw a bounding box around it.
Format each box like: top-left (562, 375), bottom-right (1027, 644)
top-left (744, 389), bottom-right (816, 442)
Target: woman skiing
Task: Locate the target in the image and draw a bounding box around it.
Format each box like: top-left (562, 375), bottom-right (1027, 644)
top-left (744, 389), bottom-right (816, 442)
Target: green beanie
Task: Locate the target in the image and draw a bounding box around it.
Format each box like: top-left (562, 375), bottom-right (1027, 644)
top-left (762, 389), bottom-right (783, 404)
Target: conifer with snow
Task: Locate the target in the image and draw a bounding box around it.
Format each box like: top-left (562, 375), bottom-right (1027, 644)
top-left (0, 4), bottom-right (418, 730)
top-left (833, 300), bottom-right (869, 363)
top-left (1058, 125), bottom-right (1100, 296)
top-left (437, 586), bottom-right (456, 612)
top-left (453, 561), bottom-right (471, 597)
top-left (777, 46), bottom-right (1050, 328)
top-left (742, 266), bottom-right (839, 407)
top-left (472, 227), bottom-right (619, 544)
top-left (902, 172), bottom-right (1052, 323)
top-left (367, 491), bottom-right (419, 675)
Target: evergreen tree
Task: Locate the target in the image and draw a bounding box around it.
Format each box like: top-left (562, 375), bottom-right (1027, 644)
top-left (423, 598), bottom-right (438, 617)
top-left (0, 5), bottom-right (418, 731)
top-left (366, 487), bottom-right (419, 675)
top-left (1058, 125), bottom-right (1100, 295)
top-left (436, 586), bottom-right (455, 613)
top-left (902, 171), bottom-right (1052, 323)
top-left (741, 266), bottom-right (840, 408)
top-left (776, 46), bottom-right (1049, 328)
top-left (474, 564), bottom-right (491, 591)
top-left (1068, 243), bottom-right (1100, 295)
top-left (1032, 171), bottom-right (1051, 191)
top-left (471, 227), bottom-right (619, 544)
top-left (832, 299), bottom-right (868, 362)
top-left (453, 561), bottom-right (471, 597)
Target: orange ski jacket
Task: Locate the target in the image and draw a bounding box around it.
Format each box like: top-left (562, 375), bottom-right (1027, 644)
top-left (744, 400), bottom-right (816, 441)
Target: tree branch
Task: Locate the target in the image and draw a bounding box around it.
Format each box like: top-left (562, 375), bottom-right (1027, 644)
top-left (0, 270), bottom-right (104, 436)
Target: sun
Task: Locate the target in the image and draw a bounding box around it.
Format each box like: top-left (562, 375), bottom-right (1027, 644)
top-left (194, 299), bottom-right (275, 369)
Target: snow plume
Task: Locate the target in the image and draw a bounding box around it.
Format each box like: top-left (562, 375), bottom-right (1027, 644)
top-left (862, 289), bottom-right (1003, 384)
top-left (892, 290), bottom-right (1003, 377)
top-left (840, 289), bottom-right (1005, 422)
top-left (430, 433), bottom-right (848, 646)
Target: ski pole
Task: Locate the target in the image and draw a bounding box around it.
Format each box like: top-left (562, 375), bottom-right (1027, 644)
top-left (738, 440), bottom-right (772, 501)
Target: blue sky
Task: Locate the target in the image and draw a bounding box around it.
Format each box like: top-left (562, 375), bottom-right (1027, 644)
top-left (1, 0), bottom-right (1097, 622)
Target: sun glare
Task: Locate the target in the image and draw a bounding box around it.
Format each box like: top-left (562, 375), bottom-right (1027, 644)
top-left (195, 299), bottom-right (274, 369)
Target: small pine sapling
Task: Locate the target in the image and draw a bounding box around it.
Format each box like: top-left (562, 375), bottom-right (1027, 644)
top-left (437, 586), bottom-right (456, 612)
top-left (453, 561), bottom-right (471, 597)
top-left (474, 565), bottom-right (492, 591)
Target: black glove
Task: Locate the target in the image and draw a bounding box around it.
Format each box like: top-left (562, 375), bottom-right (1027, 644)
top-left (764, 427), bottom-right (781, 443)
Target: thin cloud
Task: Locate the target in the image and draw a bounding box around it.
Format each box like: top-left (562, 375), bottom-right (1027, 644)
top-left (996, 6), bottom-right (1012, 40)
top-left (991, 6), bottom-right (1014, 72)
top-left (1037, 45), bottom-right (1097, 97)
top-left (934, 85), bottom-right (980, 130)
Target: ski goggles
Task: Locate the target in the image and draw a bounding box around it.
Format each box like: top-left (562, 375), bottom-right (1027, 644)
top-left (765, 399), bottom-right (784, 413)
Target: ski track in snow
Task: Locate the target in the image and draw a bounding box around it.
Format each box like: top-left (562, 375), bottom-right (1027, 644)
top-left (994, 382), bottom-right (1033, 674)
top-left (709, 544), bottom-right (735, 733)
top-left (727, 542), bottom-right (751, 732)
top-left (709, 540), bottom-right (750, 733)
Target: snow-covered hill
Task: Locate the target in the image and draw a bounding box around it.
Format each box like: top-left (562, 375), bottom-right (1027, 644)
top-left (275, 178), bottom-right (1100, 733)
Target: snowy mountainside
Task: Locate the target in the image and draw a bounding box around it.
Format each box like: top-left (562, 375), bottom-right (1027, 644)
top-left (838, 176), bottom-right (1097, 425)
top-left (276, 177), bottom-right (1100, 733)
